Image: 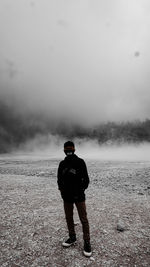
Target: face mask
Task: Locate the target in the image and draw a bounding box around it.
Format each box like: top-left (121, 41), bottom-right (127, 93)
top-left (65, 151), bottom-right (74, 156)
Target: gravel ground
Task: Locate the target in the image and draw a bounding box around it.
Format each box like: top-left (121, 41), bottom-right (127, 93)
top-left (0, 155), bottom-right (150, 267)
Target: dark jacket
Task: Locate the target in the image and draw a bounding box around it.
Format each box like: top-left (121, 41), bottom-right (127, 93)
top-left (57, 154), bottom-right (89, 203)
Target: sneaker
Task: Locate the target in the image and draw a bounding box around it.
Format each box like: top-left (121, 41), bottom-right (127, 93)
top-left (62, 236), bottom-right (76, 247)
top-left (83, 240), bottom-right (92, 257)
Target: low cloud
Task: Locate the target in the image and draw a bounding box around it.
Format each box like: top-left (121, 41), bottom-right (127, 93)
top-left (0, 0), bottom-right (150, 126)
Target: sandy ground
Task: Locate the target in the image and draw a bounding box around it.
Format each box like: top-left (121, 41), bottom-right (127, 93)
top-left (0, 154), bottom-right (150, 267)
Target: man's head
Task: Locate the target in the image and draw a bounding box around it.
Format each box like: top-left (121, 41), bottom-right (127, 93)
top-left (64, 141), bottom-right (75, 156)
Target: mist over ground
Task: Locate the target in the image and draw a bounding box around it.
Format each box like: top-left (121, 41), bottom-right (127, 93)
top-left (17, 137), bottom-right (150, 162)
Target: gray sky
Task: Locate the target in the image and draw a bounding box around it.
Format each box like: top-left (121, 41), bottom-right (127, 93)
top-left (0, 0), bottom-right (150, 125)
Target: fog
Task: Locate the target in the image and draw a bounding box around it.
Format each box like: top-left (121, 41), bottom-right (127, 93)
top-left (8, 135), bottom-right (149, 162)
top-left (0, 0), bottom-right (150, 125)
top-left (0, 1), bottom-right (150, 158)
top-left (78, 141), bottom-right (150, 161)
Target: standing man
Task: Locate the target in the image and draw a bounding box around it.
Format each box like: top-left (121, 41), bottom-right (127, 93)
top-left (57, 141), bottom-right (92, 257)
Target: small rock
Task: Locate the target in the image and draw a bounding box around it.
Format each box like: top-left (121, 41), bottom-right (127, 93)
top-left (32, 232), bottom-right (38, 237)
top-left (90, 257), bottom-right (95, 261)
top-left (138, 192), bottom-right (144, 195)
top-left (117, 223), bottom-right (126, 232)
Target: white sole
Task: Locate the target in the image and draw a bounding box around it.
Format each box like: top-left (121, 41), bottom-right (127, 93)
top-left (83, 250), bottom-right (92, 257)
top-left (62, 241), bottom-right (76, 247)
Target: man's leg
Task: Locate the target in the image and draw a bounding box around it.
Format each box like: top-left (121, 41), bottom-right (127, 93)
top-left (75, 201), bottom-right (92, 256)
top-left (63, 201), bottom-right (76, 239)
top-left (75, 201), bottom-right (90, 241)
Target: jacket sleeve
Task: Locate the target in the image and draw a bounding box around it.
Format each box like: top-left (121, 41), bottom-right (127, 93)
top-left (81, 160), bottom-right (90, 190)
top-left (57, 162), bottom-right (64, 191)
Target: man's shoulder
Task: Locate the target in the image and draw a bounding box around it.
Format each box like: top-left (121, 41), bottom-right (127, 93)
top-left (74, 155), bottom-right (85, 165)
top-left (59, 155), bottom-right (85, 165)
top-left (58, 159), bottom-right (65, 167)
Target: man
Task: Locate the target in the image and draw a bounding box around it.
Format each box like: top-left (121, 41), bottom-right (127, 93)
top-left (57, 141), bottom-right (92, 257)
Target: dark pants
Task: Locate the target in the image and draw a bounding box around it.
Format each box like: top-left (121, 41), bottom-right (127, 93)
top-left (63, 201), bottom-right (90, 241)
